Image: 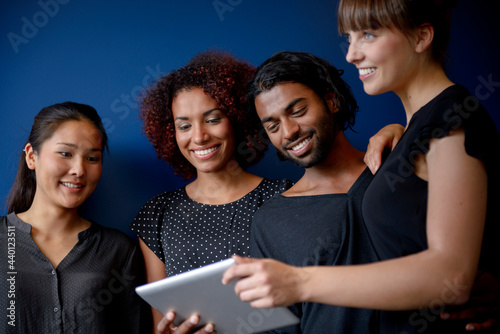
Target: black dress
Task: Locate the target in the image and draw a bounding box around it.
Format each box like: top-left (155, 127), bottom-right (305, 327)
top-left (362, 85), bottom-right (500, 333)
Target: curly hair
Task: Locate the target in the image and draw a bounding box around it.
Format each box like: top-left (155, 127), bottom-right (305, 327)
top-left (140, 50), bottom-right (267, 180)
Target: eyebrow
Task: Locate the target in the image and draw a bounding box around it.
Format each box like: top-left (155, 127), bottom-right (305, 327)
top-left (260, 98), bottom-right (306, 124)
top-left (56, 142), bottom-right (103, 152)
top-left (174, 108), bottom-right (221, 121)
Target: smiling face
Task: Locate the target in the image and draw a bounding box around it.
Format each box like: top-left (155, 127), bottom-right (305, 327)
top-left (26, 119), bottom-right (103, 210)
top-left (345, 27), bottom-right (418, 96)
top-left (255, 82), bottom-right (337, 168)
top-left (172, 87), bottom-right (236, 175)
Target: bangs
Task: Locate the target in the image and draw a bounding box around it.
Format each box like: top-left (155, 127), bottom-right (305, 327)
top-left (338, 0), bottom-right (408, 34)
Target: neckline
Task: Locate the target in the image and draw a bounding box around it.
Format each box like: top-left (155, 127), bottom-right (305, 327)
top-left (407, 84), bottom-right (459, 130)
top-left (181, 178), bottom-right (268, 206)
top-left (7, 212), bottom-right (97, 270)
top-left (278, 167), bottom-right (371, 199)
top-left (7, 212), bottom-right (96, 240)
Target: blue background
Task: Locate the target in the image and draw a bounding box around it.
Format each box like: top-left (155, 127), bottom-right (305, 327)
top-left (1, 0), bottom-right (499, 239)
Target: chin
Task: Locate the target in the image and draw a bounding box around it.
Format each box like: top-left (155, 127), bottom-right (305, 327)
top-left (363, 83), bottom-right (389, 96)
top-left (61, 197), bottom-right (89, 210)
top-left (363, 86), bottom-right (380, 96)
top-left (197, 165), bottom-right (224, 174)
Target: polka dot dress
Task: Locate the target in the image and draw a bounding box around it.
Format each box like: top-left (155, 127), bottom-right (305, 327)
top-left (130, 178), bottom-right (292, 276)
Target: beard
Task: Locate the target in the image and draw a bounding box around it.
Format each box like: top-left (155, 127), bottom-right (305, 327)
top-left (276, 111), bottom-right (337, 169)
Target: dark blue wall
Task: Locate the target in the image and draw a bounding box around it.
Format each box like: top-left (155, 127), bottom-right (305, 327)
top-left (1, 0), bottom-right (499, 239)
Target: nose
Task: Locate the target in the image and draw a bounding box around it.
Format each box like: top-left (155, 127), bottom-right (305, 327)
top-left (70, 157), bottom-right (86, 177)
top-left (345, 41), bottom-right (361, 64)
top-left (282, 118), bottom-right (300, 142)
top-left (192, 124), bottom-right (210, 144)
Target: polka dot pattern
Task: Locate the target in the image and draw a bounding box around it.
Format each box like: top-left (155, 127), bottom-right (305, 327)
top-left (130, 178), bottom-right (292, 276)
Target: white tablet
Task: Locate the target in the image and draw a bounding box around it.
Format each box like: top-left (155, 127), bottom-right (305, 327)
top-left (135, 258), bottom-right (299, 334)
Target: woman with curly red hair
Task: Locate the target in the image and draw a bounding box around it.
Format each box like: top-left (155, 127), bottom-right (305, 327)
top-left (130, 50), bottom-right (292, 334)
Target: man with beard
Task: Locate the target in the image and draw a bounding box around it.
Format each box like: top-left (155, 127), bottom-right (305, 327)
top-left (225, 51), bottom-right (380, 333)
top-left (224, 51), bottom-right (499, 334)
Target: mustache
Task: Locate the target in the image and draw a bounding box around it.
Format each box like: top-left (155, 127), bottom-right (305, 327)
top-left (282, 129), bottom-right (316, 150)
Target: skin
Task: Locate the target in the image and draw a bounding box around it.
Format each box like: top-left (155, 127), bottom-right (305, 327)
top-left (173, 87), bottom-right (236, 179)
top-left (223, 24), bottom-right (488, 319)
top-left (173, 87), bottom-right (262, 205)
top-left (17, 120), bottom-right (103, 268)
top-left (258, 82), bottom-right (337, 170)
top-left (255, 81), bottom-right (366, 196)
top-left (345, 26), bottom-right (420, 98)
top-left (345, 25), bottom-right (451, 124)
top-left (140, 86), bottom-right (262, 334)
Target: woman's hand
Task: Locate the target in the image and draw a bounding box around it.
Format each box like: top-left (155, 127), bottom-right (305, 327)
top-left (364, 123), bottom-right (404, 173)
top-left (441, 271), bottom-right (499, 331)
top-left (222, 255), bottom-right (309, 308)
top-left (157, 312), bottom-right (215, 334)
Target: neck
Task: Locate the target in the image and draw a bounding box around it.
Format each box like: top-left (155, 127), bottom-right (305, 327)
top-left (17, 201), bottom-right (83, 237)
top-left (287, 132), bottom-right (366, 196)
top-left (395, 61), bottom-right (453, 127)
top-left (187, 160), bottom-right (262, 204)
top-left (17, 197), bottom-right (89, 269)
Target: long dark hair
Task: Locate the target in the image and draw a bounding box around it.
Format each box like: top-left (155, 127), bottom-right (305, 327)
top-left (7, 102), bottom-right (108, 214)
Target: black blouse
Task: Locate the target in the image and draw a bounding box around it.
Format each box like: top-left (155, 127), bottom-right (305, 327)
top-left (362, 85), bottom-right (500, 333)
top-left (130, 178), bottom-right (292, 277)
top-left (0, 213), bottom-right (149, 334)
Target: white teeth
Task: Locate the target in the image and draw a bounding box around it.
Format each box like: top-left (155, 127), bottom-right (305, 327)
top-left (359, 67), bottom-right (376, 76)
top-left (61, 182), bottom-right (83, 188)
top-left (194, 146), bottom-right (218, 156)
top-left (292, 137), bottom-right (311, 151)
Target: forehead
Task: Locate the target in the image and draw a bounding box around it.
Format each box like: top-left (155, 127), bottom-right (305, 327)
top-left (46, 120), bottom-right (102, 149)
top-left (255, 82), bottom-right (317, 114)
top-left (172, 87), bottom-right (218, 117)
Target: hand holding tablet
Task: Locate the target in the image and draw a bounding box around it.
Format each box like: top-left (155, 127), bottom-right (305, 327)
top-left (135, 258), bottom-right (299, 334)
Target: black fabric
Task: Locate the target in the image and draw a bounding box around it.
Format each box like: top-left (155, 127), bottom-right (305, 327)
top-left (130, 178), bottom-right (293, 276)
top-left (0, 213), bottom-right (149, 334)
top-left (362, 85), bottom-right (500, 333)
top-left (250, 168), bottom-right (379, 334)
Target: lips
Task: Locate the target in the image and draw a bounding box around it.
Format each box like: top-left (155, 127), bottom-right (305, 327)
top-left (60, 182), bottom-right (84, 189)
top-left (191, 145), bottom-right (220, 159)
top-left (359, 67), bottom-right (375, 75)
top-left (193, 146), bottom-right (219, 156)
top-left (358, 67), bottom-right (376, 80)
top-left (286, 134), bottom-right (313, 155)
top-left (291, 136), bottom-right (312, 151)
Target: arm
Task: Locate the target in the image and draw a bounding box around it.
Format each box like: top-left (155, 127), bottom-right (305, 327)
top-left (364, 123), bottom-right (404, 174)
top-left (138, 239), bottom-right (168, 334)
top-left (224, 130), bottom-right (487, 310)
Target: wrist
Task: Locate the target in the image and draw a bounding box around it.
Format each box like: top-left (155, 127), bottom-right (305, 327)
top-left (295, 266), bottom-right (314, 303)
